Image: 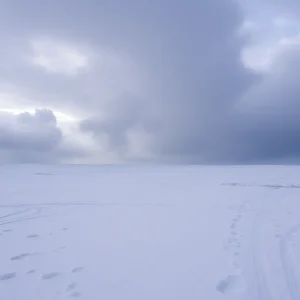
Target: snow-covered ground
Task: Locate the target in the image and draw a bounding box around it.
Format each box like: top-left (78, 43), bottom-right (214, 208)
top-left (1, 165), bottom-right (300, 300)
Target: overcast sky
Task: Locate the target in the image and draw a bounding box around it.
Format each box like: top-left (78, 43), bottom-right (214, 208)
top-left (0, 0), bottom-right (300, 164)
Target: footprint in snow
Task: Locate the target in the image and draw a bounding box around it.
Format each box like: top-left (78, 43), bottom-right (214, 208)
top-left (0, 272), bottom-right (16, 281)
top-left (35, 172), bottom-right (53, 176)
top-left (3, 229), bottom-right (12, 233)
top-left (42, 272), bottom-right (60, 280)
top-left (66, 282), bottom-right (81, 298)
top-left (72, 267), bottom-right (84, 273)
top-left (216, 273), bottom-right (246, 295)
top-left (53, 246), bottom-right (66, 252)
top-left (27, 234), bottom-right (39, 239)
top-left (70, 291), bottom-right (81, 298)
top-left (26, 269), bottom-right (36, 275)
top-left (67, 282), bottom-right (77, 291)
top-left (11, 253), bottom-right (32, 261)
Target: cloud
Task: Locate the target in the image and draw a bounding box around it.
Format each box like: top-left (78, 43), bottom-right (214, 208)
top-left (0, 109), bottom-right (86, 163)
top-left (0, 0), bottom-right (300, 164)
top-left (235, 42), bottom-right (300, 161)
top-left (73, 0), bottom-right (258, 163)
top-left (266, 0), bottom-right (300, 16)
top-left (30, 39), bottom-right (89, 76)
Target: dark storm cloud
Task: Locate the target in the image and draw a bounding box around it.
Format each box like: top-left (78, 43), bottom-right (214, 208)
top-left (233, 45), bottom-right (300, 163)
top-left (0, 0), bottom-right (300, 163)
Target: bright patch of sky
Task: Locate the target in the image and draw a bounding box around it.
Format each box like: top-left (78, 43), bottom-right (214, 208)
top-left (239, 1), bottom-right (300, 71)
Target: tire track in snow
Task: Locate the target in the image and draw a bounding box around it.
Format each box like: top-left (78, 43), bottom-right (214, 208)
top-left (0, 201), bottom-right (173, 227)
top-left (222, 183), bottom-right (300, 300)
top-left (227, 198), bottom-right (272, 300)
top-left (0, 208), bottom-right (32, 220)
top-left (248, 194), bottom-right (300, 300)
top-left (217, 200), bottom-right (248, 297)
top-left (280, 222), bottom-right (300, 300)
top-left (251, 213), bottom-right (272, 300)
top-left (0, 206), bottom-right (45, 227)
top-left (248, 190), bottom-right (299, 300)
top-left (0, 201), bottom-right (174, 228)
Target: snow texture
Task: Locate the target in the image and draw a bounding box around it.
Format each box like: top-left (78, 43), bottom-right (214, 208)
top-left (1, 165), bottom-right (300, 299)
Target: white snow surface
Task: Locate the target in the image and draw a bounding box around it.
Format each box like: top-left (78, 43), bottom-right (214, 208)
top-left (1, 165), bottom-right (300, 300)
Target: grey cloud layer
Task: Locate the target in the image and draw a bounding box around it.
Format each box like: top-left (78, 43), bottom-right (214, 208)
top-left (0, 110), bottom-right (85, 163)
top-left (0, 0), bottom-right (299, 163)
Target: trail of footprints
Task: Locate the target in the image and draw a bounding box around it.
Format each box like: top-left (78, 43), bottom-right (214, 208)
top-left (0, 226), bottom-right (85, 298)
top-left (218, 200), bottom-right (300, 296)
top-left (216, 201), bottom-right (248, 295)
top-left (227, 201), bottom-right (247, 270)
top-left (66, 282), bottom-right (82, 298)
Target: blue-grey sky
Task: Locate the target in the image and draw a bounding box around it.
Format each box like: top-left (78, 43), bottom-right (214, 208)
top-left (0, 0), bottom-right (300, 164)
